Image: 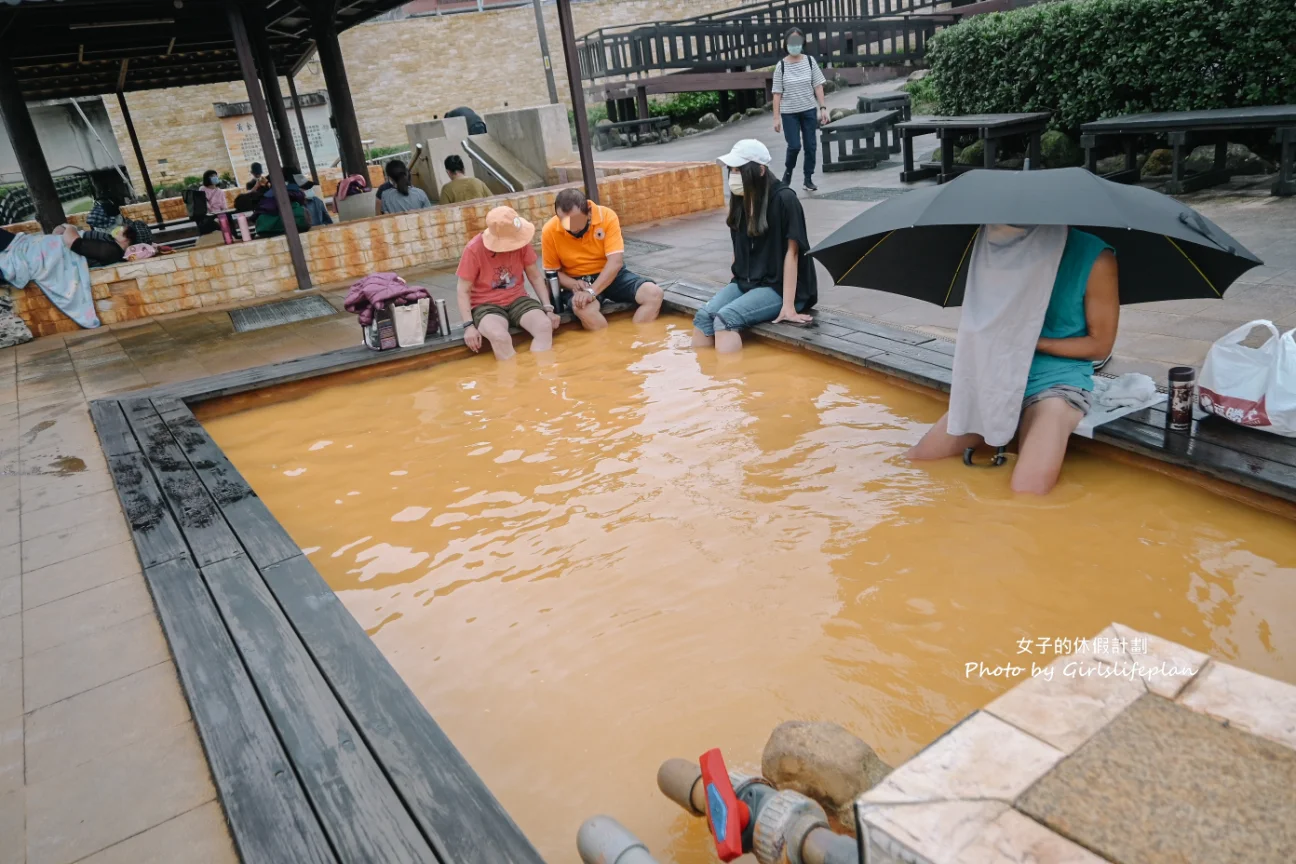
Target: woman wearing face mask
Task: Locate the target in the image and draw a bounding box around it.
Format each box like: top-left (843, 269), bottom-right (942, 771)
top-left (771, 26), bottom-right (829, 192)
top-left (692, 139), bottom-right (816, 353)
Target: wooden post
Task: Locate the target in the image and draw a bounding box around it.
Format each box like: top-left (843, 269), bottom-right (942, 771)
top-left (531, 0), bottom-right (559, 104)
top-left (556, 0), bottom-right (599, 203)
top-left (115, 92), bottom-right (164, 227)
top-left (307, 0), bottom-right (367, 180)
top-left (228, 1), bottom-right (312, 291)
top-left (245, 4), bottom-right (299, 171)
top-left (0, 49), bottom-right (66, 231)
top-left (286, 71), bottom-right (319, 184)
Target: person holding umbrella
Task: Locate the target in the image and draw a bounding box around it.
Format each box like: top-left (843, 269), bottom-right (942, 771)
top-left (808, 168), bottom-right (1262, 494)
top-left (692, 140), bottom-right (816, 354)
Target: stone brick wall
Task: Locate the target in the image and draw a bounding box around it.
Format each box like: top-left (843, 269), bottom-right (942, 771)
top-left (102, 0), bottom-right (745, 186)
top-left (9, 161), bottom-right (724, 337)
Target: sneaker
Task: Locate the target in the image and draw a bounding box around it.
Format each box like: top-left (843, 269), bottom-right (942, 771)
top-left (782, 171), bottom-right (793, 186)
top-left (803, 179), bottom-right (819, 192)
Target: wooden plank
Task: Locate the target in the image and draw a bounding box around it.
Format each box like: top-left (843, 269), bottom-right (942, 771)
top-left (154, 399), bottom-right (301, 570)
top-left (804, 307), bottom-right (937, 346)
top-left (1118, 403), bottom-right (1296, 471)
top-left (122, 399), bottom-right (243, 569)
top-left (201, 556), bottom-right (438, 863)
top-left (838, 329), bottom-right (955, 369)
top-left (260, 555), bottom-right (546, 864)
top-left (142, 557), bottom-right (337, 864)
top-left (1096, 416), bottom-right (1296, 504)
top-left (89, 399), bottom-right (140, 456)
top-left (105, 450), bottom-right (190, 570)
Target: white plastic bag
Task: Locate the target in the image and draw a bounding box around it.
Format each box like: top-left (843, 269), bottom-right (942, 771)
top-left (393, 298), bottom-right (429, 348)
top-left (1198, 319), bottom-right (1296, 437)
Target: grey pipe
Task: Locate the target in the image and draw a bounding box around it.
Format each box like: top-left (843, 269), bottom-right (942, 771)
top-left (656, 758), bottom-right (705, 816)
top-left (802, 827), bottom-right (860, 864)
top-left (577, 815), bottom-right (659, 864)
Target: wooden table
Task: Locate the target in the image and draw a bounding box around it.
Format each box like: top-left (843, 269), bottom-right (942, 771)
top-left (1081, 105), bottom-right (1296, 196)
top-left (898, 112), bottom-right (1051, 183)
top-left (857, 91), bottom-right (912, 124)
top-left (821, 110), bottom-right (903, 172)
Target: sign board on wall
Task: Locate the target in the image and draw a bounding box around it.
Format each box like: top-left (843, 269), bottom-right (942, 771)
top-left (214, 92), bottom-right (337, 183)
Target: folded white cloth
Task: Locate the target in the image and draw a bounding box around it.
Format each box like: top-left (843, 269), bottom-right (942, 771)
top-left (948, 224), bottom-right (1068, 447)
top-left (1092, 373), bottom-right (1159, 409)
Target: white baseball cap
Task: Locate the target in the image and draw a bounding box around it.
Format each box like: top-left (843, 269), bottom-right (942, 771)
top-left (718, 139), bottom-right (772, 168)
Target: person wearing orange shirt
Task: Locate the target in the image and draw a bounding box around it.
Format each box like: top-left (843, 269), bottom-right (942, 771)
top-left (541, 188), bottom-right (663, 330)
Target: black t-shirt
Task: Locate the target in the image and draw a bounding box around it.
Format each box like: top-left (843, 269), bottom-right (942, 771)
top-left (730, 180), bottom-right (817, 309)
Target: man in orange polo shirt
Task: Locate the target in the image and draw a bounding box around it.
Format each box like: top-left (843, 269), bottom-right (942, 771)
top-left (541, 188), bottom-right (663, 330)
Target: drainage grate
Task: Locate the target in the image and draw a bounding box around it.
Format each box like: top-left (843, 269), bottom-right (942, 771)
top-left (623, 237), bottom-right (672, 257)
top-left (817, 185), bottom-right (911, 202)
top-left (229, 295), bottom-right (338, 333)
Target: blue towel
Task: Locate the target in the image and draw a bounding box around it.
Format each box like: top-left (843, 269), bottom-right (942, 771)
top-left (0, 233), bottom-right (100, 329)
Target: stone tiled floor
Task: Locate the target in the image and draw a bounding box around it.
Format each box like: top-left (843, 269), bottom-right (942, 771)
top-left (599, 78), bottom-right (1296, 381)
top-left (858, 624), bottom-right (1296, 864)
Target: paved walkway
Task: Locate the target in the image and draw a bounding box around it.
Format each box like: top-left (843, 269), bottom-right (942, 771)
top-left (599, 77), bottom-right (1296, 380)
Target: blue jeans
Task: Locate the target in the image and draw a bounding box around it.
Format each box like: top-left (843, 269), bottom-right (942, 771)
top-left (693, 282), bottom-right (796, 336)
top-left (782, 108), bottom-right (819, 182)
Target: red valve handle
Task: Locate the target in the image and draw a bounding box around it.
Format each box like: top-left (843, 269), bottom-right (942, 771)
top-left (699, 748), bottom-right (750, 862)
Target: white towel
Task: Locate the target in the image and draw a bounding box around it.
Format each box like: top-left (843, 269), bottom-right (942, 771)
top-left (1092, 373), bottom-right (1158, 409)
top-left (948, 224), bottom-right (1069, 446)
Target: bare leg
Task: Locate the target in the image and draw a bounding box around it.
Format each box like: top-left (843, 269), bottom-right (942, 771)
top-left (477, 314), bottom-right (515, 361)
top-left (574, 298), bottom-right (609, 331)
top-left (1011, 398), bottom-right (1084, 494)
top-left (691, 328), bottom-right (715, 348)
top-left (634, 281), bottom-right (663, 323)
top-left (518, 308), bottom-right (554, 353)
top-left (715, 326), bottom-right (743, 354)
top-left (907, 412), bottom-right (984, 461)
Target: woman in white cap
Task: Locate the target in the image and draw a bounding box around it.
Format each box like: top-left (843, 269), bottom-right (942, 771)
top-left (693, 139), bottom-right (816, 353)
top-left (456, 206), bottom-right (561, 360)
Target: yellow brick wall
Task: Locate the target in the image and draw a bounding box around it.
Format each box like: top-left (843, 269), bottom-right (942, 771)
top-left (101, 0), bottom-right (745, 187)
top-left (10, 161), bottom-right (724, 338)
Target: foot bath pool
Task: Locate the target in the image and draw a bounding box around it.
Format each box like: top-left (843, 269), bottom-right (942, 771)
top-left (198, 317), bottom-right (1296, 863)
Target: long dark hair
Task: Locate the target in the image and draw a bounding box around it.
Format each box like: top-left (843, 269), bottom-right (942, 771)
top-left (387, 159), bottom-right (411, 195)
top-left (725, 162), bottom-right (774, 238)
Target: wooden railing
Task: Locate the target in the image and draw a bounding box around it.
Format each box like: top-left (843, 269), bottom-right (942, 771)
top-left (576, 14), bottom-right (957, 82)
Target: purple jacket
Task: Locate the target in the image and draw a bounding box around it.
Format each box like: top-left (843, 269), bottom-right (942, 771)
top-left (344, 272), bottom-right (431, 326)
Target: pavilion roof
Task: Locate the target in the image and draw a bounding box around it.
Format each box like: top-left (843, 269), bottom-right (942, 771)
top-left (0, 0), bottom-right (407, 99)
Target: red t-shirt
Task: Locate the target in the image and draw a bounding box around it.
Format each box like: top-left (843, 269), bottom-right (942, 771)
top-left (456, 234), bottom-right (537, 309)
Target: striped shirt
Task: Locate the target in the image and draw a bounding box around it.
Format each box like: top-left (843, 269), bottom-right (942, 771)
top-left (772, 56), bottom-right (826, 114)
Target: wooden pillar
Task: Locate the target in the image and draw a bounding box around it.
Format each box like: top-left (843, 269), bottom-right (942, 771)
top-left (556, 0), bottom-right (599, 203)
top-left (0, 49), bottom-right (65, 231)
top-left (228, 1), bottom-right (312, 291)
top-left (307, 0), bottom-right (366, 179)
top-left (115, 92), bottom-right (164, 227)
top-left (245, 4), bottom-right (299, 170)
top-left (286, 70), bottom-right (318, 184)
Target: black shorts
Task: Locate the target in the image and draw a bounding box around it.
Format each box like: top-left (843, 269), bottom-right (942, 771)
top-left (570, 267), bottom-right (651, 306)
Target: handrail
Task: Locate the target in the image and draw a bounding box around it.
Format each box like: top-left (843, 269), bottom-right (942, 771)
top-left (460, 139), bottom-right (516, 194)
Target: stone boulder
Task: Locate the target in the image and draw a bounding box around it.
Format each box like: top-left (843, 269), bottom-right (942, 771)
top-left (821, 79), bottom-right (839, 94)
top-left (1039, 130), bottom-right (1083, 168)
top-left (829, 107), bottom-right (858, 123)
top-left (956, 140), bottom-right (984, 166)
top-left (697, 112), bottom-right (722, 131)
top-left (1184, 143), bottom-right (1275, 176)
top-left (0, 290), bottom-right (33, 349)
top-left (684, 127), bottom-right (700, 136)
top-left (727, 112), bottom-right (744, 124)
top-left (762, 721), bottom-right (890, 832)
top-left (595, 118), bottom-right (613, 128)
top-left (745, 107), bottom-right (764, 118)
top-left (1096, 153), bottom-right (1148, 174)
top-left (1142, 148), bottom-right (1173, 177)
top-left (907, 68), bottom-right (930, 82)
top-left (669, 124), bottom-right (683, 140)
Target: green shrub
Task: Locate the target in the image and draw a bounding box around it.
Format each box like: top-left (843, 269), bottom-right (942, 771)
top-left (365, 145), bottom-right (407, 160)
top-left (926, 0), bottom-right (1296, 134)
top-left (181, 175), bottom-right (203, 188)
top-left (904, 76), bottom-right (937, 114)
top-left (219, 171), bottom-right (236, 186)
top-left (1040, 130), bottom-right (1083, 167)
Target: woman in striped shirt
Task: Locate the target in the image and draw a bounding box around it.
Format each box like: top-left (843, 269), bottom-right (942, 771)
top-left (772, 27), bottom-right (829, 192)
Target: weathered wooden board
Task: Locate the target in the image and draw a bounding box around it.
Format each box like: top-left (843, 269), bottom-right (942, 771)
top-left (142, 557), bottom-right (337, 864)
top-left (260, 555), bottom-right (545, 864)
top-left (201, 556), bottom-right (438, 862)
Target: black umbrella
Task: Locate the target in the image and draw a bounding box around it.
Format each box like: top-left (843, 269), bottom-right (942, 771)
top-left (809, 168), bottom-right (1261, 306)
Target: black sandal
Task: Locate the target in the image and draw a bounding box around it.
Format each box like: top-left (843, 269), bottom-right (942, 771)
top-left (964, 446), bottom-right (1008, 468)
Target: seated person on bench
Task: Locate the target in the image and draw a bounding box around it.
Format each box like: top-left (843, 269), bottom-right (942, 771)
top-left (541, 188), bottom-right (663, 330)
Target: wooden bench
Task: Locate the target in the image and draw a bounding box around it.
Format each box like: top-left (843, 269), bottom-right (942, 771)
top-left (1081, 105), bottom-right (1296, 196)
top-left (593, 70), bottom-right (774, 127)
top-left (594, 116), bottom-right (672, 149)
top-left (898, 112), bottom-right (1050, 183)
top-left (857, 91), bottom-right (912, 125)
top-left (820, 110), bottom-right (903, 173)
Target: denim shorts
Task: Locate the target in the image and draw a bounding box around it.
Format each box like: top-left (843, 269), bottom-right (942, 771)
top-left (693, 282), bottom-right (801, 336)
top-left (1022, 384), bottom-right (1092, 413)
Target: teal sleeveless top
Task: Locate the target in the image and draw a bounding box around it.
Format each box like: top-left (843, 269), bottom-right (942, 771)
top-left (1024, 229), bottom-right (1114, 398)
